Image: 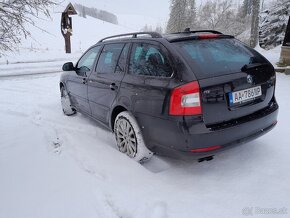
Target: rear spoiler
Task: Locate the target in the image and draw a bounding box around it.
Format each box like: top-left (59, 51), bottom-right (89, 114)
top-left (168, 34), bottom-right (234, 43)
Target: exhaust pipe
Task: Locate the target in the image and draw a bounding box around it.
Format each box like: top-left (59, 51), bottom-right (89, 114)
top-left (198, 156), bottom-right (214, 163)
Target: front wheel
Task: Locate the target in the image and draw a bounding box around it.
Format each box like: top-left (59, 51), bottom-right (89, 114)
top-left (114, 111), bottom-right (153, 163)
top-left (60, 86), bottom-right (76, 116)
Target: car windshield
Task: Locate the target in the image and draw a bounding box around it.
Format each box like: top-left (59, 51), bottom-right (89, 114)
top-left (175, 38), bottom-right (267, 79)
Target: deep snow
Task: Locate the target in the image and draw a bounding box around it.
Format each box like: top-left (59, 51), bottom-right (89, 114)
top-left (0, 63), bottom-right (289, 218)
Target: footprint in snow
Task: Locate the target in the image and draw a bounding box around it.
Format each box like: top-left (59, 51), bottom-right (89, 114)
top-left (50, 138), bottom-right (62, 154)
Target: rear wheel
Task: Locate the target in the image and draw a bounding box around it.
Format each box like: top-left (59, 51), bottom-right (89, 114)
top-left (114, 111), bottom-right (153, 163)
top-left (61, 86), bottom-right (76, 116)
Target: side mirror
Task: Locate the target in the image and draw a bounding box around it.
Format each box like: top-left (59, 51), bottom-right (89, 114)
top-left (62, 62), bottom-right (74, 71)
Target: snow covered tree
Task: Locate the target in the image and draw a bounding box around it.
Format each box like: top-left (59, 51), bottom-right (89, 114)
top-left (155, 25), bottom-right (163, 34)
top-left (141, 25), bottom-right (163, 34)
top-left (259, 0), bottom-right (290, 49)
top-left (0, 0), bottom-right (55, 55)
top-left (250, 0), bottom-right (260, 48)
top-left (261, 0), bottom-right (265, 11)
top-left (193, 0), bottom-right (251, 41)
top-left (185, 0), bottom-right (197, 30)
top-left (166, 0), bottom-right (188, 33)
top-left (74, 4), bottom-right (118, 25)
top-left (141, 24), bottom-right (153, 32)
top-left (198, 0), bottom-right (236, 32)
top-left (241, 0), bottom-right (252, 18)
top-left (78, 5), bottom-right (86, 18)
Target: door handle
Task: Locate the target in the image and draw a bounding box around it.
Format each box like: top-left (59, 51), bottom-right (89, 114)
top-left (109, 83), bottom-right (118, 91)
top-left (82, 78), bottom-right (87, 84)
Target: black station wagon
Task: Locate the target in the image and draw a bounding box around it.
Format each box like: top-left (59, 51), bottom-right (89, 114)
top-left (60, 30), bottom-right (278, 163)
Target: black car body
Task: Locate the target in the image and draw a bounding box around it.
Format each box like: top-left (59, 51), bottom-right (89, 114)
top-left (60, 30), bottom-right (278, 161)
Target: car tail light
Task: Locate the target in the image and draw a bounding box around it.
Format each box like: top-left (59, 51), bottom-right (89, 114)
top-left (169, 81), bottom-right (202, 116)
top-left (198, 34), bottom-right (220, 39)
top-left (191, 145), bottom-right (221, 153)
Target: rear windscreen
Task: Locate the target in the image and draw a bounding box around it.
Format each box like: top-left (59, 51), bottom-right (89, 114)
top-left (175, 38), bottom-right (267, 79)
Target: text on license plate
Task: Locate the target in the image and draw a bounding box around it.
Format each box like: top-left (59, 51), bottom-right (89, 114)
top-left (229, 86), bottom-right (262, 105)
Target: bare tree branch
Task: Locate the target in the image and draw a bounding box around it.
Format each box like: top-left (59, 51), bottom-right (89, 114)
top-left (0, 0), bottom-right (55, 56)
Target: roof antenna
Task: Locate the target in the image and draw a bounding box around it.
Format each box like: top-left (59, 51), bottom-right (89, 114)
top-left (184, 28), bottom-right (191, 32)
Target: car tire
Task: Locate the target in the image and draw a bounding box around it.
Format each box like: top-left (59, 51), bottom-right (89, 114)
top-left (114, 111), bottom-right (153, 163)
top-left (61, 86), bottom-right (76, 116)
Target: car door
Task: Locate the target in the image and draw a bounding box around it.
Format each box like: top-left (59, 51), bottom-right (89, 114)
top-left (66, 46), bottom-right (101, 115)
top-left (122, 41), bottom-right (174, 115)
top-left (121, 41), bottom-right (174, 145)
top-left (88, 43), bottom-right (130, 124)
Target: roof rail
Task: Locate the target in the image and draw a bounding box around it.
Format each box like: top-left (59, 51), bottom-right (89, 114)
top-left (98, 32), bottom-right (163, 43)
top-left (171, 29), bottom-right (223, 35)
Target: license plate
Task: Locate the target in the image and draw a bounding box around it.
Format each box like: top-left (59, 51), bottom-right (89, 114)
top-left (229, 86), bottom-right (262, 105)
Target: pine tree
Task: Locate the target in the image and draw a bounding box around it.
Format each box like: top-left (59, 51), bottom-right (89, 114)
top-left (185, 0), bottom-right (196, 30)
top-left (78, 5), bottom-right (86, 18)
top-left (241, 0), bottom-right (252, 18)
top-left (259, 0), bottom-right (290, 49)
top-left (82, 6), bottom-right (87, 18)
top-left (166, 0), bottom-right (188, 33)
top-left (141, 24), bottom-right (153, 32)
top-left (167, 0), bottom-right (178, 32)
top-left (155, 26), bottom-right (163, 34)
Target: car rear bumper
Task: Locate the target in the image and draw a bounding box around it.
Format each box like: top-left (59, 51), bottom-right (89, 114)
top-left (136, 100), bottom-right (278, 159)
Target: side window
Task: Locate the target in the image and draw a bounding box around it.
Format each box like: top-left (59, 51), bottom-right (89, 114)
top-left (96, 43), bottom-right (125, 74)
top-left (115, 43), bottom-right (130, 73)
top-left (129, 43), bottom-right (173, 77)
top-left (77, 46), bottom-right (101, 74)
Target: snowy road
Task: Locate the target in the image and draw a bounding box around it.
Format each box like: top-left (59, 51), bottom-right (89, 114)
top-left (0, 72), bottom-right (289, 218)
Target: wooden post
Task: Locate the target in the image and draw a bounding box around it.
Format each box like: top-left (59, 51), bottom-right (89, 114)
top-left (60, 3), bottom-right (77, 54)
top-left (61, 12), bottom-right (72, 53)
top-left (64, 35), bottom-right (71, 53)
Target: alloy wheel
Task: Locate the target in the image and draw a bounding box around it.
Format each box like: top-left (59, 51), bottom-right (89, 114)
top-left (115, 118), bottom-right (137, 158)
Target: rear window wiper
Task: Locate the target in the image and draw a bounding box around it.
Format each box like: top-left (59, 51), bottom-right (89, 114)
top-left (241, 63), bottom-right (270, 72)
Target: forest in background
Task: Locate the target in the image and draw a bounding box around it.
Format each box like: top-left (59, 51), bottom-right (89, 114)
top-left (143, 0), bottom-right (290, 50)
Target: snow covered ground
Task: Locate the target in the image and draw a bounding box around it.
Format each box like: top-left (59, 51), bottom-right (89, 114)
top-left (0, 3), bottom-right (289, 216)
top-left (0, 53), bottom-right (290, 217)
